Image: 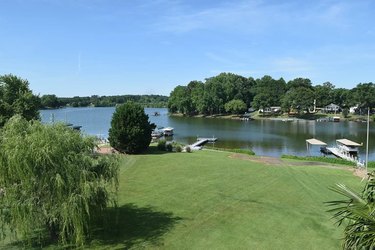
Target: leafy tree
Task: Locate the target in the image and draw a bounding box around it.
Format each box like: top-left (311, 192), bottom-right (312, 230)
top-left (286, 77), bottom-right (313, 90)
top-left (0, 116), bottom-right (119, 247)
top-left (327, 173), bottom-right (375, 249)
top-left (168, 86), bottom-right (191, 114)
top-left (252, 76), bottom-right (286, 109)
top-left (0, 74), bottom-right (41, 126)
top-left (351, 83), bottom-right (375, 110)
top-left (108, 102), bottom-right (155, 153)
top-left (41, 94), bottom-right (60, 108)
top-left (314, 82), bottom-right (335, 107)
top-left (282, 87), bottom-right (314, 113)
top-left (188, 81), bottom-right (205, 114)
top-left (225, 99), bottom-right (247, 114)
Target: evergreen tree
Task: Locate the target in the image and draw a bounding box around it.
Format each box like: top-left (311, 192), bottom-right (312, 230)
top-left (108, 102), bottom-right (155, 153)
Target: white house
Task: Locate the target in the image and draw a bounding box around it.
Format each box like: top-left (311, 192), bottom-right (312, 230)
top-left (323, 103), bottom-right (341, 113)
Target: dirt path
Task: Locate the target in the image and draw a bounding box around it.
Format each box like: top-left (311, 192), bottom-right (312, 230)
top-left (229, 153), bottom-right (369, 179)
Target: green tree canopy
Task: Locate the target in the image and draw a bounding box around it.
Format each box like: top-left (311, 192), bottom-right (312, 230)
top-left (108, 102), bottom-right (155, 154)
top-left (0, 74), bottom-right (41, 126)
top-left (351, 82), bottom-right (375, 109)
top-left (41, 94), bottom-right (60, 108)
top-left (224, 99), bottom-right (247, 114)
top-left (282, 87), bottom-right (315, 113)
top-left (252, 76), bottom-right (286, 109)
top-left (0, 116), bottom-right (119, 247)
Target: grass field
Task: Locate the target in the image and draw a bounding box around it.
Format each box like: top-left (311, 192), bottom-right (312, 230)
top-left (85, 148), bottom-right (363, 249)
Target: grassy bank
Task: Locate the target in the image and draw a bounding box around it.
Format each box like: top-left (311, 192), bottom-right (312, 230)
top-left (1, 149), bottom-right (364, 249)
top-left (92, 149), bottom-right (362, 249)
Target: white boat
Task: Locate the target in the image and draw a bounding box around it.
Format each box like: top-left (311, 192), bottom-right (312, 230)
top-left (162, 127), bottom-right (174, 136)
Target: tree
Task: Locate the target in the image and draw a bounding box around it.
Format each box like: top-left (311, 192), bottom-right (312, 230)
top-left (0, 116), bottom-right (119, 247)
top-left (41, 94), bottom-right (60, 108)
top-left (252, 76), bottom-right (286, 109)
top-left (351, 83), bottom-right (375, 110)
top-left (0, 74), bottom-right (41, 126)
top-left (224, 99), bottom-right (247, 114)
top-left (168, 85), bottom-right (191, 114)
top-left (327, 173), bottom-right (375, 249)
top-left (282, 87), bottom-right (314, 114)
top-left (314, 82), bottom-right (335, 107)
top-left (108, 102), bottom-right (155, 153)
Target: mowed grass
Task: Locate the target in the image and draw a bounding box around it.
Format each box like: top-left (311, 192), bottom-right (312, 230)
top-left (89, 149), bottom-right (364, 249)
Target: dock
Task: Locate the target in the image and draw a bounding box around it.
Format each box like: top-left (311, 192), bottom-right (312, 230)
top-left (189, 137), bottom-right (218, 150)
top-left (326, 147), bottom-right (365, 167)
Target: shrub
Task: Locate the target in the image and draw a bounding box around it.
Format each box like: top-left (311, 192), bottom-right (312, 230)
top-left (166, 143), bottom-right (173, 152)
top-left (185, 146), bottom-right (192, 153)
top-left (157, 139), bottom-right (166, 151)
top-left (175, 145), bottom-right (182, 152)
top-left (108, 102), bottom-right (155, 154)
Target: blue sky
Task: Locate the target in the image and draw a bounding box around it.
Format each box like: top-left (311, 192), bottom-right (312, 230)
top-left (0, 0), bottom-right (374, 97)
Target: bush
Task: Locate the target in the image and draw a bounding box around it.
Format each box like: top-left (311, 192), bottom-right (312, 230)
top-left (176, 145), bottom-right (182, 152)
top-left (166, 143), bottom-right (173, 152)
top-left (108, 102), bottom-right (155, 154)
top-left (157, 139), bottom-right (166, 151)
top-left (185, 146), bottom-right (192, 153)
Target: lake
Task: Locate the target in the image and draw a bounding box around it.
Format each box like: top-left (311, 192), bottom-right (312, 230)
top-left (40, 107), bottom-right (375, 161)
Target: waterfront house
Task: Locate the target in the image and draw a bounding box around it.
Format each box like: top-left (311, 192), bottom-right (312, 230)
top-left (323, 103), bottom-right (341, 113)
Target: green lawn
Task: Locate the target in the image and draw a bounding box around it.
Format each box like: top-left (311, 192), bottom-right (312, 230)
top-left (88, 149), bottom-right (363, 249)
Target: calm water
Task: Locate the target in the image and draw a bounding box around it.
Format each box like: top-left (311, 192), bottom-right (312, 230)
top-left (40, 107), bottom-right (375, 160)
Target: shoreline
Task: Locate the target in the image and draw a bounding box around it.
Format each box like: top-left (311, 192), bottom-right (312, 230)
top-left (169, 112), bottom-right (373, 122)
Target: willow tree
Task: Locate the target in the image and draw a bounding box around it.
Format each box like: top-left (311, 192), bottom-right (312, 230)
top-left (0, 116), bottom-right (119, 247)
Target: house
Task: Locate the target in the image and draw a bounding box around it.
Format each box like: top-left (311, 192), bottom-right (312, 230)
top-left (323, 103), bottom-right (341, 113)
top-left (259, 106), bottom-right (281, 114)
top-left (349, 105), bottom-right (358, 114)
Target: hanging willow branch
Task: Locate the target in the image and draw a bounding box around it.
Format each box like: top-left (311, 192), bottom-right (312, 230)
top-left (0, 115), bottom-right (119, 247)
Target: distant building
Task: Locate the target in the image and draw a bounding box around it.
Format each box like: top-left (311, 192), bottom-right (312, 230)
top-left (259, 106), bottom-right (281, 114)
top-left (323, 103), bottom-right (341, 113)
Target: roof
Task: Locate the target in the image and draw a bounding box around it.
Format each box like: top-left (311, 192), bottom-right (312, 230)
top-left (336, 139), bottom-right (362, 147)
top-left (325, 103), bottom-right (340, 108)
top-left (306, 138), bottom-right (327, 146)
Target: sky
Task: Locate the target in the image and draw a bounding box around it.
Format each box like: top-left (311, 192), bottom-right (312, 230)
top-left (0, 0), bottom-right (374, 97)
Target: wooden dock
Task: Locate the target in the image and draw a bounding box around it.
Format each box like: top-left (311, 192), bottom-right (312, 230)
top-left (189, 137), bottom-right (218, 150)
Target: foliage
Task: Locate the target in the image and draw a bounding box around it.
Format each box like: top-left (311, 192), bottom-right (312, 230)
top-left (167, 72), bottom-right (374, 117)
top-left (0, 74), bottom-right (41, 126)
top-left (46, 95), bottom-right (168, 109)
top-left (157, 139), bottom-right (167, 151)
top-left (0, 116), bottom-right (119, 247)
top-left (252, 76), bottom-right (286, 109)
top-left (351, 83), bottom-right (375, 109)
top-left (168, 73), bottom-right (255, 116)
top-left (108, 102), bottom-right (155, 154)
top-left (281, 155), bottom-right (355, 166)
top-left (166, 143), bottom-right (173, 152)
top-left (41, 94), bottom-right (60, 109)
top-left (327, 172), bottom-right (375, 249)
top-left (224, 99), bottom-right (247, 114)
top-left (185, 146), bottom-right (192, 153)
top-left (175, 145), bottom-right (182, 152)
top-left (282, 87), bottom-right (315, 113)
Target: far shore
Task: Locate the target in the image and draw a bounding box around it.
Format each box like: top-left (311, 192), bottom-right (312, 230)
top-left (169, 111), bottom-right (373, 122)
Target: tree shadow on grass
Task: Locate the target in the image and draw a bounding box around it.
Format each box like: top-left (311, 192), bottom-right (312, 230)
top-left (89, 203), bottom-right (182, 249)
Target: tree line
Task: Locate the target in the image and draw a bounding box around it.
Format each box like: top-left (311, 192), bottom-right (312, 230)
top-left (41, 94), bottom-right (168, 109)
top-left (168, 72), bottom-right (375, 115)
